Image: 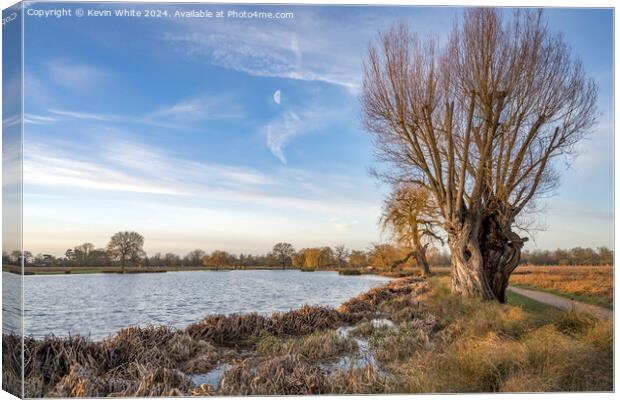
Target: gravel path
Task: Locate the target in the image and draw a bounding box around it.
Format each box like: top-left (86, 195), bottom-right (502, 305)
top-left (507, 286), bottom-right (613, 319)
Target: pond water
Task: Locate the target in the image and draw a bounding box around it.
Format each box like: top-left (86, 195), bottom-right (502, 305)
top-left (2, 270), bottom-right (391, 341)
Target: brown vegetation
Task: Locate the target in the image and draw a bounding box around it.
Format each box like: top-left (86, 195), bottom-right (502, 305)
top-left (380, 183), bottom-right (442, 276)
top-left (510, 265), bottom-right (613, 307)
top-left (521, 247), bottom-right (613, 266)
top-left (338, 268), bottom-right (362, 276)
top-left (373, 278), bottom-right (612, 393)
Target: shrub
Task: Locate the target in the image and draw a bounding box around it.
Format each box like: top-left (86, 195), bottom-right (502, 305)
top-left (339, 269), bottom-right (362, 276)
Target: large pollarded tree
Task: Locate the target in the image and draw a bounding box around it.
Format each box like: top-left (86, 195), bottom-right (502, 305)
top-left (362, 9), bottom-right (597, 302)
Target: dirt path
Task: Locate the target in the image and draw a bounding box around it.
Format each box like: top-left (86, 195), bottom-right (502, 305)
top-left (507, 286), bottom-right (613, 319)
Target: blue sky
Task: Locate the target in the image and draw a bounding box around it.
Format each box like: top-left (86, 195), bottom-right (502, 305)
top-left (16, 3), bottom-right (613, 256)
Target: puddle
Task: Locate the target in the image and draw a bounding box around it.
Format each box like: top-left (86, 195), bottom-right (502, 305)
top-left (329, 318), bottom-right (397, 372)
top-left (329, 336), bottom-right (377, 370)
top-left (336, 319), bottom-right (395, 340)
top-left (191, 363), bottom-right (231, 390)
top-left (370, 318), bottom-right (395, 329)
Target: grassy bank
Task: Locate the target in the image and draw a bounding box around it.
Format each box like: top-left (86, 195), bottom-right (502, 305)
top-left (510, 265), bottom-right (613, 309)
top-left (2, 276), bottom-right (612, 397)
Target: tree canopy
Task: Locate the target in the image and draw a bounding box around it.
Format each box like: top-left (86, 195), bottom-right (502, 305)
top-left (106, 231), bottom-right (145, 273)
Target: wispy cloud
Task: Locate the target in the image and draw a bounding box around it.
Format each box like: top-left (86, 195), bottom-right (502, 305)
top-left (46, 60), bottom-right (110, 91)
top-left (101, 139), bottom-right (274, 187)
top-left (265, 111), bottom-right (302, 164)
top-left (148, 95), bottom-right (244, 123)
top-left (263, 101), bottom-right (344, 164)
top-left (26, 57), bottom-right (244, 129)
top-left (25, 143), bottom-right (186, 196)
top-left (162, 12), bottom-right (363, 93)
top-left (27, 92), bottom-right (243, 129)
top-left (24, 136), bottom-right (274, 197)
top-left (48, 109), bottom-right (109, 121)
top-left (24, 133), bottom-right (378, 217)
top-left (23, 114), bottom-right (59, 125)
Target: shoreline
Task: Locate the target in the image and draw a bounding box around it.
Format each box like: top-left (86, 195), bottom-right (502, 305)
top-left (5, 275), bottom-right (407, 343)
top-left (2, 264), bottom-right (423, 277)
top-left (2, 264), bottom-right (297, 275)
top-left (2, 275), bottom-right (613, 396)
top-left (4, 272), bottom-right (395, 342)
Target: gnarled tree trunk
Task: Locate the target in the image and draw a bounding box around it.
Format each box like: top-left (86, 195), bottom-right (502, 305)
top-left (448, 210), bottom-right (526, 302)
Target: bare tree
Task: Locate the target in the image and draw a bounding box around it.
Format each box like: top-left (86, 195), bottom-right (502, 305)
top-left (362, 9), bottom-right (597, 301)
top-left (149, 252), bottom-right (163, 267)
top-left (272, 242), bottom-right (295, 268)
top-left (333, 245), bottom-right (350, 268)
top-left (185, 249), bottom-right (206, 266)
top-left (107, 231), bottom-right (145, 273)
top-left (381, 183), bottom-right (442, 277)
top-left (318, 247), bottom-right (335, 268)
top-left (78, 243), bottom-right (94, 256)
top-left (348, 250), bottom-right (368, 269)
top-left (164, 253), bottom-right (180, 267)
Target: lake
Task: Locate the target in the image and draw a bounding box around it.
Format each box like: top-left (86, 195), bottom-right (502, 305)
top-left (2, 270), bottom-right (391, 340)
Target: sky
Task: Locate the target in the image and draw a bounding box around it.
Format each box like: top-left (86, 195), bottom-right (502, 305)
top-left (11, 3), bottom-right (613, 257)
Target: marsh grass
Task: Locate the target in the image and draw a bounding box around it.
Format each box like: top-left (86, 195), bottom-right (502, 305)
top-left (185, 305), bottom-right (343, 345)
top-left (255, 330), bottom-right (357, 362)
top-left (369, 320), bottom-right (431, 364)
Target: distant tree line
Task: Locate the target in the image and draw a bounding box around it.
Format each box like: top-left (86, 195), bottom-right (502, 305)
top-left (520, 247), bottom-right (613, 266)
top-left (2, 232), bottom-right (452, 272)
top-left (2, 231), bottom-right (611, 271)
top-left (199, 243), bottom-right (451, 271)
top-left (3, 231), bottom-right (146, 273)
